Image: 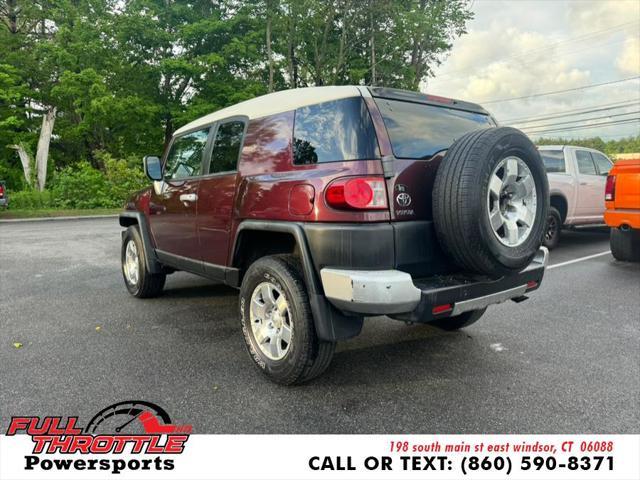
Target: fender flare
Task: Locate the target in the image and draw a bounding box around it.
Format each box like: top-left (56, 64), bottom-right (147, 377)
top-left (233, 220), bottom-right (363, 342)
top-left (548, 192), bottom-right (569, 223)
top-left (119, 212), bottom-right (162, 274)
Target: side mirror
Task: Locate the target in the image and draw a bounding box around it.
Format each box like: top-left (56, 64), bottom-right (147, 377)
top-left (143, 155), bottom-right (163, 181)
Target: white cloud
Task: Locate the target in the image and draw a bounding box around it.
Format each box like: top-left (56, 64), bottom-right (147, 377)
top-left (617, 36), bottom-right (640, 75)
top-left (424, 0), bottom-right (640, 139)
top-left (567, 0), bottom-right (640, 33)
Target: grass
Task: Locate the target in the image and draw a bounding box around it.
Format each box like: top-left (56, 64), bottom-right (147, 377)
top-left (0, 208), bottom-right (121, 219)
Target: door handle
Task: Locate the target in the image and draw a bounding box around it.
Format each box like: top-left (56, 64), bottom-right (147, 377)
top-left (179, 193), bottom-right (198, 203)
top-left (580, 182), bottom-right (587, 186)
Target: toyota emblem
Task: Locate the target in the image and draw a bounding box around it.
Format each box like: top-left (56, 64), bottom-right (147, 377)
top-left (396, 192), bottom-right (412, 207)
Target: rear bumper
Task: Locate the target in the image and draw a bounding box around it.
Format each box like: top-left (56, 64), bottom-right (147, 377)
top-left (320, 247), bottom-right (548, 321)
top-left (604, 209), bottom-right (640, 229)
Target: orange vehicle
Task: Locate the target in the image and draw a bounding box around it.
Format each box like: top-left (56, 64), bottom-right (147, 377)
top-left (604, 158), bottom-right (640, 261)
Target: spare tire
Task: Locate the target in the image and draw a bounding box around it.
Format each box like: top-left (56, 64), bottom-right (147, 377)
top-left (432, 127), bottom-right (549, 276)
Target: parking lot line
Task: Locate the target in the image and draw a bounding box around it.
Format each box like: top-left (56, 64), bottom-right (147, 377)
top-left (548, 250), bottom-right (612, 270)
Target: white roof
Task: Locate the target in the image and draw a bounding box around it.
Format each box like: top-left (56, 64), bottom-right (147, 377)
top-left (175, 86), bottom-right (363, 135)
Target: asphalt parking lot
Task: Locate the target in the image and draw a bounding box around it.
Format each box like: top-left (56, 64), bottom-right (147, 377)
top-left (0, 218), bottom-right (638, 433)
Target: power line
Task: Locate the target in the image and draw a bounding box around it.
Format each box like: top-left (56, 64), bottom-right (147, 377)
top-left (535, 133), bottom-right (640, 139)
top-left (524, 118), bottom-right (640, 135)
top-left (502, 99), bottom-right (640, 123)
top-left (518, 110), bottom-right (640, 130)
top-left (430, 20), bottom-right (639, 82)
top-left (480, 76), bottom-right (640, 104)
top-left (526, 118), bottom-right (639, 134)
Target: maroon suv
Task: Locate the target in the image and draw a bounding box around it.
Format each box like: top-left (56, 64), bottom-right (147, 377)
top-left (120, 86), bottom-right (549, 385)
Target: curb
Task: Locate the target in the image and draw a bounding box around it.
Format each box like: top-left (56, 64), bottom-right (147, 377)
top-left (0, 214), bottom-right (118, 224)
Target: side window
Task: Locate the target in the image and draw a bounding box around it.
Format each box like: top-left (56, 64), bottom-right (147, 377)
top-left (540, 150), bottom-right (565, 173)
top-left (592, 152), bottom-right (613, 175)
top-left (209, 120), bottom-right (245, 174)
top-left (293, 97), bottom-right (379, 164)
top-left (575, 150), bottom-right (597, 175)
top-left (164, 129), bottom-right (209, 180)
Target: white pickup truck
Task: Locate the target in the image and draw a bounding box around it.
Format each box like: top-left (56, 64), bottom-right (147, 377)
top-left (538, 145), bottom-right (613, 249)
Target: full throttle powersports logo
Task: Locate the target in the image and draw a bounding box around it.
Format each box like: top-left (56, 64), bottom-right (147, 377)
top-left (6, 400), bottom-right (192, 474)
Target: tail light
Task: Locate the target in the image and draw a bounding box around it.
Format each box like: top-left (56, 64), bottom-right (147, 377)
top-left (0, 184), bottom-right (4, 198)
top-left (432, 304), bottom-right (453, 315)
top-left (325, 177), bottom-right (387, 210)
top-left (605, 175), bottom-right (616, 201)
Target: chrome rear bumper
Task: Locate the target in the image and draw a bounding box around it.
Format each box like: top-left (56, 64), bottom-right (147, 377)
top-left (320, 247), bottom-right (549, 319)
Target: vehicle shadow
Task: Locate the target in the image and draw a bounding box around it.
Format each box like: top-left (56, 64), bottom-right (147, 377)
top-left (312, 319), bottom-right (499, 388)
top-left (161, 273), bottom-right (236, 299)
top-left (551, 227), bottom-right (610, 262)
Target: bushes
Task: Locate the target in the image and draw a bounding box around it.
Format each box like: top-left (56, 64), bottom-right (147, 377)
top-left (52, 162), bottom-right (113, 208)
top-left (9, 190), bottom-right (54, 209)
top-left (7, 155), bottom-right (149, 209)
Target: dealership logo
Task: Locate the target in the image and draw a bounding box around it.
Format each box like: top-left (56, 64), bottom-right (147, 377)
top-left (6, 400), bottom-right (192, 474)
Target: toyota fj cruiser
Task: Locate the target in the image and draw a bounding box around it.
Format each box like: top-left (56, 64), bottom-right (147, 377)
top-left (120, 86), bottom-right (549, 385)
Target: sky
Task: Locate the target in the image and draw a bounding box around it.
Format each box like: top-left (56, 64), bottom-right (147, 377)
top-left (425, 0), bottom-right (640, 140)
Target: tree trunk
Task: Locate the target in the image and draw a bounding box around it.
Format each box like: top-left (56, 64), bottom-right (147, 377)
top-left (35, 107), bottom-right (56, 191)
top-left (286, 1), bottom-right (298, 88)
top-left (369, 1), bottom-right (376, 86)
top-left (164, 116), bottom-right (173, 152)
top-left (10, 144), bottom-right (32, 186)
top-left (266, 13), bottom-right (274, 92)
top-left (7, 0), bottom-right (17, 33)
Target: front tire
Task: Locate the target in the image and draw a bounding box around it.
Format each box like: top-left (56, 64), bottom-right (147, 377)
top-left (239, 255), bottom-right (335, 385)
top-left (610, 228), bottom-right (640, 262)
top-left (121, 226), bottom-right (166, 298)
top-left (542, 206), bottom-right (562, 250)
top-left (430, 308), bottom-right (487, 331)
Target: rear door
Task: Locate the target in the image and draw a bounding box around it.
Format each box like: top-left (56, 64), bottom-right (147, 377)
top-left (148, 127), bottom-right (210, 263)
top-left (574, 149), bottom-right (604, 219)
top-left (370, 94), bottom-right (493, 222)
top-left (197, 117), bottom-right (246, 276)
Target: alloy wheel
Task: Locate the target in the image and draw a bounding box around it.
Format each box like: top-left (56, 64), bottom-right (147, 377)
top-left (249, 282), bottom-right (293, 361)
top-left (487, 156), bottom-right (538, 247)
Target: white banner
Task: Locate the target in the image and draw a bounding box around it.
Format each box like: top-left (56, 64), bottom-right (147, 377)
top-left (1, 434), bottom-right (638, 480)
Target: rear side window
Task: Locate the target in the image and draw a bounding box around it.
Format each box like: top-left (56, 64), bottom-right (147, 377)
top-left (576, 150), bottom-right (597, 175)
top-left (375, 98), bottom-right (492, 159)
top-left (592, 152), bottom-right (612, 175)
top-left (540, 150), bottom-right (565, 173)
top-left (164, 129), bottom-right (210, 180)
top-left (209, 120), bottom-right (245, 173)
top-left (293, 97), bottom-right (379, 164)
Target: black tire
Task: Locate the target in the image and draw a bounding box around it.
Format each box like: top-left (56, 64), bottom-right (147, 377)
top-left (430, 308), bottom-right (487, 331)
top-left (433, 127), bottom-right (549, 276)
top-left (239, 254), bottom-right (335, 385)
top-left (121, 226), bottom-right (166, 298)
top-left (610, 228), bottom-right (640, 262)
top-left (542, 206), bottom-right (562, 250)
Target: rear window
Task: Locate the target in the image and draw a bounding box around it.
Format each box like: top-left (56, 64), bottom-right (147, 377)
top-left (293, 97), bottom-right (379, 164)
top-left (576, 150), bottom-right (597, 175)
top-left (374, 98), bottom-right (492, 159)
top-left (592, 152), bottom-right (612, 175)
top-left (540, 150), bottom-right (566, 173)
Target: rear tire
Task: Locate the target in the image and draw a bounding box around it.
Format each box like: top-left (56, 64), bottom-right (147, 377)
top-left (610, 228), bottom-right (640, 262)
top-left (431, 308), bottom-right (487, 331)
top-left (121, 226), bottom-right (166, 298)
top-left (433, 127), bottom-right (549, 276)
top-left (239, 255), bottom-right (335, 385)
top-left (542, 206), bottom-right (562, 250)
